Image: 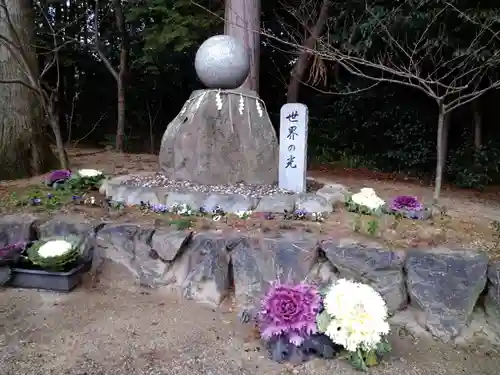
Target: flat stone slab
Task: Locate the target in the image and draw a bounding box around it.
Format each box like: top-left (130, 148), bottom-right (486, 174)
top-left (405, 248), bottom-right (489, 341)
top-left (0, 213), bottom-right (498, 344)
top-left (201, 193), bottom-right (256, 213)
top-left (230, 234), bottom-right (320, 319)
top-left (322, 239), bottom-right (407, 313)
top-left (254, 194), bottom-right (295, 213)
top-left (101, 175), bottom-right (342, 214)
top-left (485, 260), bottom-right (500, 335)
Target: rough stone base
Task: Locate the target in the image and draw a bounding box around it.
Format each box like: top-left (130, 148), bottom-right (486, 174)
top-left (101, 174), bottom-right (347, 214)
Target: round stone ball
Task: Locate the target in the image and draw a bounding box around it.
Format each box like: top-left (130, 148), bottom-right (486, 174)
top-left (194, 35), bottom-right (250, 89)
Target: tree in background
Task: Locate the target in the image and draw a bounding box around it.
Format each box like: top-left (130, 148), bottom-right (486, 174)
top-left (224, 0), bottom-right (261, 92)
top-left (269, 0), bottom-right (500, 203)
top-left (0, 0), bottom-right (58, 178)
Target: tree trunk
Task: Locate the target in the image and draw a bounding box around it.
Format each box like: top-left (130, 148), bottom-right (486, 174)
top-left (433, 106), bottom-right (447, 203)
top-left (224, 0), bottom-right (260, 92)
top-left (287, 0), bottom-right (330, 103)
top-left (472, 99), bottom-right (482, 150)
top-left (112, 0), bottom-right (128, 152)
top-left (0, 0), bottom-right (57, 179)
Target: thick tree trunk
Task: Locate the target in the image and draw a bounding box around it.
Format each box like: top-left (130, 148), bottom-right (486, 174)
top-left (225, 0), bottom-right (260, 92)
top-left (287, 0), bottom-right (330, 103)
top-left (0, 0), bottom-right (56, 179)
top-left (112, 0), bottom-right (128, 152)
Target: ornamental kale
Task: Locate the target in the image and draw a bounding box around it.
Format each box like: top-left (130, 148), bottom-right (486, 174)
top-left (258, 283), bottom-right (321, 346)
top-left (389, 195), bottom-right (423, 212)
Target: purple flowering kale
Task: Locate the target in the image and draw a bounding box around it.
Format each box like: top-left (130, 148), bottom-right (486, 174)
top-left (389, 195), bottom-right (423, 212)
top-left (0, 243), bottom-right (26, 266)
top-left (45, 169), bottom-right (71, 186)
top-left (258, 283), bottom-right (321, 346)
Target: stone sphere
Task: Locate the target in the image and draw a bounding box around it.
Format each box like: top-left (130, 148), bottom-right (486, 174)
top-left (194, 35), bottom-right (250, 89)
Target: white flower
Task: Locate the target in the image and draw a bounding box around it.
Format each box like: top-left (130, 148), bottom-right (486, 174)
top-left (172, 203), bottom-right (192, 215)
top-left (77, 169), bottom-right (103, 178)
top-left (235, 210), bottom-right (252, 219)
top-left (37, 240), bottom-right (73, 258)
top-left (351, 187), bottom-right (385, 210)
top-left (215, 90), bottom-right (223, 110)
top-left (323, 279), bottom-right (390, 352)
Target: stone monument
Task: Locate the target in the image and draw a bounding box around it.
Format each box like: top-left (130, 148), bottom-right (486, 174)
top-left (159, 35), bottom-right (279, 185)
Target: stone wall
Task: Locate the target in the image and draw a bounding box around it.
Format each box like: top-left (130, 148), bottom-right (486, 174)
top-left (1, 214), bottom-right (499, 343)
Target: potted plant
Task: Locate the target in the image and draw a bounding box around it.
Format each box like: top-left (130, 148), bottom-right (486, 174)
top-left (10, 235), bottom-right (89, 292)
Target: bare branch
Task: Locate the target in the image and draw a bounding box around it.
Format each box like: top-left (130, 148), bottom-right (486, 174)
top-left (94, 0), bottom-right (118, 81)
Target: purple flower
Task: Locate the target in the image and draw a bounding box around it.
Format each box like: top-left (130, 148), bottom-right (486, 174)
top-left (258, 283), bottom-right (321, 347)
top-left (45, 169), bottom-right (71, 185)
top-left (389, 195), bottom-right (423, 212)
top-left (30, 198), bottom-right (41, 205)
top-left (151, 204), bottom-right (168, 213)
top-left (0, 243), bottom-right (25, 257)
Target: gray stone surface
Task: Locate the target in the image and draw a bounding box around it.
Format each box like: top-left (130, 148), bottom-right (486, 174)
top-left (230, 234), bottom-right (320, 317)
top-left (322, 239), bottom-right (407, 313)
top-left (95, 224), bottom-right (163, 287)
top-left (296, 194), bottom-right (333, 213)
top-left (485, 260), bottom-right (500, 335)
top-left (158, 89), bottom-right (279, 185)
top-left (315, 183), bottom-right (348, 205)
top-left (0, 214), bottom-right (38, 246)
top-left (194, 35), bottom-right (250, 89)
top-left (166, 191), bottom-right (207, 210)
top-left (254, 194), bottom-right (295, 213)
top-left (166, 232), bottom-right (232, 306)
top-left (405, 248), bottom-right (489, 341)
top-left (0, 266), bottom-right (11, 285)
top-left (202, 193), bottom-right (257, 213)
top-left (150, 229), bottom-right (193, 262)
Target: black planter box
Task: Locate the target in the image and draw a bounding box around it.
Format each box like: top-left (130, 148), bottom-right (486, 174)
top-left (8, 263), bottom-right (86, 292)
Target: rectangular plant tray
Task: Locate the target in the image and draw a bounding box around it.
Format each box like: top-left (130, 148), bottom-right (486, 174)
top-left (9, 263), bottom-right (86, 292)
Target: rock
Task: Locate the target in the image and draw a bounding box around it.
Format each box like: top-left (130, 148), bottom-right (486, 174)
top-left (150, 229), bottom-right (193, 262)
top-left (37, 215), bottom-right (99, 265)
top-left (254, 194), bottom-right (296, 213)
top-left (296, 194), bottom-right (332, 213)
top-left (0, 266), bottom-right (11, 285)
top-left (37, 215), bottom-right (96, 237)
top-left (202, 193), bottom-right (257, 213)
top-left (165, 232), bottom-right (231, 306)
top-left (321, 239), bottom-right (407, 313)
top-left (485, 260), bottom-right (500, 335)
top-left (230, 234), bottom-right (320, 318)
top-left (96, 224), bottom-right (166, 287)
top-left (405, 248), bottom-right (489, 341)
top-left (166, 192), bottom-right (207, 210)
top-left (0, 214), bottom-right (38, 247)
top-left (105, 183), bottom-right (168, 206)
top-left (315, 183), bottom-right (347, 205)
top-left (159, 88), bottom-right (279, 185)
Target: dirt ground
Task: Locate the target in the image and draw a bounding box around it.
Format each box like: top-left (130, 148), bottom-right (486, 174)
top-left (0, 261), bottom-right (498, 375)
top-left (1, 147), bottom-right (499, 256)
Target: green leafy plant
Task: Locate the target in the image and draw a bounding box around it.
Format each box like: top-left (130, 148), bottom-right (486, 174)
top-left (66, 173), bottom-right (105, 192)
top-left (352, 214), bottom-right (362, 232)
top-left (166, 218), bottom-right (193, 230)
top-left (366, 219), bottom-right (380, 236)
top-left (25, 236), bottom-right (83, 272)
